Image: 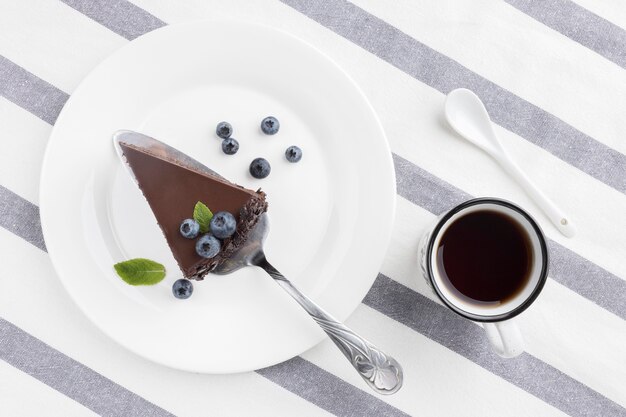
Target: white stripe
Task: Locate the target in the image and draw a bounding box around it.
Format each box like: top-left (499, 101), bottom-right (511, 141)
top-left (383, 197), bottom-right (626, 407)
top-left (0, 228), bottom-right (331, 417)
top-left (0, 0), bottom-right (124, 93)
top-left (0, 99), bottom-right (51, 204)
top-left (571, 0), bottom-right (626, 31)
top-left (0, 360), bottom-right (98, 417)
top-left (350, 0), bottom-right (626, 155)
top-left (302, 305), bottom-right (569, 417)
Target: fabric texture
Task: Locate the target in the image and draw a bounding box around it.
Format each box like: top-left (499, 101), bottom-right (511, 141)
top-left (0, 0), bottom-right (625, 416)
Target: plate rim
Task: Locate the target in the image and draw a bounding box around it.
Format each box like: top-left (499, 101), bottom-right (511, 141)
top-left (40, 19), bottom-right (397, 373)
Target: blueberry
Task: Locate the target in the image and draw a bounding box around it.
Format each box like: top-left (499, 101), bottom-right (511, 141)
top-left (179, 219), bottom-right (200, 239)
top-left (285, 146), bottom-right (302, 163)
top-left (195, 234), bottom-right (221, 258)
top-left (221, 138), bottom-right (239, 155)
top-left (249, 158), bottom-right (271, 179)
top-left (210, 211), bottom-right (237, 239)
top-left (261, 116), bottom-right (280, 135)
top-left (216, 121), bottom-right (233, 139)
top-left (172, 279), bottom-right (193, 299)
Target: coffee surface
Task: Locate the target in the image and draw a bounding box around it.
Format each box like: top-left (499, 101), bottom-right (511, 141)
top-left (436, 209), bottom-right (532, 306)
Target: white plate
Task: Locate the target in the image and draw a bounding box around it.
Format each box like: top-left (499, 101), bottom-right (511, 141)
top-left (40, 21), bottom-right (395, 373)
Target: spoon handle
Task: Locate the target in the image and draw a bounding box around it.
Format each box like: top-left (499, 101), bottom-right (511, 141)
top-left (499, 155), bottom-right (576, 238)
top-left (258, 257), bottom-right (403, 395)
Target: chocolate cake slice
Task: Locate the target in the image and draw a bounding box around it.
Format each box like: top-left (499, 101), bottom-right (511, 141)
top-left (115, 133), bottom-right (267, 280)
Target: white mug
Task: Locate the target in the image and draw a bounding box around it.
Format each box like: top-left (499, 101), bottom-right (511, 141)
top-left (418, 198), bottom-right (549, 358)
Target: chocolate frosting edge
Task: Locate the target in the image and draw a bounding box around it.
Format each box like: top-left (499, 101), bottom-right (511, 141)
top-left (187, 191), bottom-right (268, 280)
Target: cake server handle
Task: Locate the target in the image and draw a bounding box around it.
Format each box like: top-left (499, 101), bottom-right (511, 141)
top-left (257, 256), bottom-right (403, 395)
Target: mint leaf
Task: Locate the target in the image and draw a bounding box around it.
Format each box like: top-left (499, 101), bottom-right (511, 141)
top-left (113, 258), bottom-right (166, 286)
top-left (193, 201), bottom-right (213, 233)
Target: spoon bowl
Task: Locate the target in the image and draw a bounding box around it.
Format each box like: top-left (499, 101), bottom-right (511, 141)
top-left (445, 89), bottom-right (503, 156)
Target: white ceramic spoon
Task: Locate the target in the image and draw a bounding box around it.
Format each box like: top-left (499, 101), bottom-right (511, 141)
top-left (444, 88), bottom-right (576, 238)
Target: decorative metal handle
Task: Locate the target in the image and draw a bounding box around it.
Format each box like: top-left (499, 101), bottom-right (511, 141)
top-left (258, 258), bottom-right (403, 395)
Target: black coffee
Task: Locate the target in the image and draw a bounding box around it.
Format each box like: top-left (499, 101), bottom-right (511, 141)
top-left (436, 209), bottom-right (533, 306)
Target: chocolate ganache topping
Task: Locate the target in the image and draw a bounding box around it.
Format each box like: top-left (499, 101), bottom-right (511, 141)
top-left (119, 142), bottom-right (268, 280)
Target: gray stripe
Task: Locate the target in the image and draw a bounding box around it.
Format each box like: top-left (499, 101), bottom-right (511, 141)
top-left (0, 56), bottom-right (68, 125)
top-left (0, 318), bottom-right (174, 417)
top-left (505, 0), bottom-right (626, 70)
top-left (0, 185), bottom-right (46, 251)
top-left (257, 357), bottom-right (409, 417)
top-left (393, 153), bottom-right (626, 320)
top-left (281, 0), bottom-right (626, 196)
top-left (547, 242), bottom-right (626, 319)
top-left (393, 154), bottom-right (472, 214)
top-left (59, 0), bottom-right (165, 41)
top-left (364, 274), bottom-right (626, 417)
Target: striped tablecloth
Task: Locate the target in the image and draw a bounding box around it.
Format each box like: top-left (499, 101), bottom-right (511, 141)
top-left (1, 0), bottom-right (625, 416)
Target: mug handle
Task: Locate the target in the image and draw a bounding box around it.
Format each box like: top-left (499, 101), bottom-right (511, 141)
top-left (483, 320), bottom-right (524, 358)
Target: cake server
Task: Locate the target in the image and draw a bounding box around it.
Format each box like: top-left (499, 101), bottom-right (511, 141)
top-left (213, 213), bottom-right (403, 394)
top-left (113, 130), bottom-right (221, 181)
top-left (113, 130), bottom-right (403, 395)
top-left (444, 88), bottom-right (576, 238)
